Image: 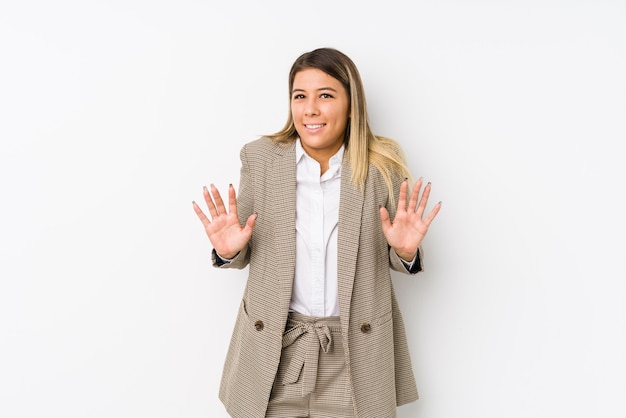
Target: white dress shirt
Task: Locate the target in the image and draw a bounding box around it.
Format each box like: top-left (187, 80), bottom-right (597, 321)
top-left (289, 139), bottom-right (344, 317)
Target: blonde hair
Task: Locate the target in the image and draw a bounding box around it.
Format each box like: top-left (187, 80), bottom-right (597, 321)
top-left (267, 47), bottom-right (412, 204)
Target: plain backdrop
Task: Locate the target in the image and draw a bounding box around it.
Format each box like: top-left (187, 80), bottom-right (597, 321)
top-left (1, 1), bottom-right (625, 417)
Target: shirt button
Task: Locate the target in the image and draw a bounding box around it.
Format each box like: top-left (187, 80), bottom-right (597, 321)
top-left (254, 320), bottom-right (264, 331)
top-left (360, 323), bottom-right (371, 333)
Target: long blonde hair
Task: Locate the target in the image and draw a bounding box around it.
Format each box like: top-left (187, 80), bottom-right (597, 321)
top-left (267, 47), bottom-right (412, 203)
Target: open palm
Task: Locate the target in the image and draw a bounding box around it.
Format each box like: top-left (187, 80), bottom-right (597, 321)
top-left (380, 179), bottom-right (441, 262)
top-left (192, 184), bottom-right (256, 259)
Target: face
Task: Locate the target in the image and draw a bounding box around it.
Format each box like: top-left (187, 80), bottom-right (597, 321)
top-left (291, 68), bottom-right (350, 164)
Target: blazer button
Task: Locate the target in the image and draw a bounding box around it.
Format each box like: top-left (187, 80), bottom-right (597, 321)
top-left (360, 323), bottom-right (371, 333)
top-left (254, 320), bottom-right (264, 331)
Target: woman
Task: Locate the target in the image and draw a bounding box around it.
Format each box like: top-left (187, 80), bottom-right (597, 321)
top-left (193, 47), bottom-right (441, 418)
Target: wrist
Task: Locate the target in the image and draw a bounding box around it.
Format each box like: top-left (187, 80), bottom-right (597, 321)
top-left (395, 249), bottom-right (417, 263)
top-left (217, 250), bottom-right (238, 260)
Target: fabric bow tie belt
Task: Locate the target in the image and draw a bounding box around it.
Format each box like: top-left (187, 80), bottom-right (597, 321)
top-left (281, 318), bottom-right (342, 396)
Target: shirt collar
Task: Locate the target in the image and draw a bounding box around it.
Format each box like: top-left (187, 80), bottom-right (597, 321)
top-left (295, 138), bottom-right (345, 167)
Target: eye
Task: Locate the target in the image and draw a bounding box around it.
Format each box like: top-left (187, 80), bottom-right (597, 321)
top-left (320, 93), bottom-right (333, 99)
top-left (292, 93), bottom-right (305, 100)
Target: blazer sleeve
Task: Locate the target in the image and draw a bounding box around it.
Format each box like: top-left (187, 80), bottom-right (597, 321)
top-left (389, 246), bottom-right (423, 274)
top-left (211, 246), bottom-right (250, 269)
top-left (211, 142), bottom-right (254, 270)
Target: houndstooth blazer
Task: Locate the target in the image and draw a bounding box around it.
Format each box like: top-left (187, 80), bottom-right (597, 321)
top-left (212, 137), bottom-right (422, 418)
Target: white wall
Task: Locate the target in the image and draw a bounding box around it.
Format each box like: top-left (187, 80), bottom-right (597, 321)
top-left (1, 1), bottom-right (624, 417)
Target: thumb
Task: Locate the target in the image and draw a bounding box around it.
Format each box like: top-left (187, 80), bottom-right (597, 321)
top-left (244, 213), bottom-right (258, 232)
top-left (379, 206), bottom-right (391, 235)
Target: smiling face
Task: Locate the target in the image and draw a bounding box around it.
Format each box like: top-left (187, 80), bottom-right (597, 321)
top-left (291, 68), bottom-right (350, 169)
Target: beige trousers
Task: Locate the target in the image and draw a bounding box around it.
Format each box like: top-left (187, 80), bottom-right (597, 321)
top-left (265, 312), bottom-right (355, 418)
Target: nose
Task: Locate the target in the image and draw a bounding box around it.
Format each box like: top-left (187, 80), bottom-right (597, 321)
top-left (304, 98), bottom-right (319, 116)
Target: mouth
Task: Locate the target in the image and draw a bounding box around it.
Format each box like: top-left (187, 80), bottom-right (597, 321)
top-left (304, 123), bottom-right (326, 130)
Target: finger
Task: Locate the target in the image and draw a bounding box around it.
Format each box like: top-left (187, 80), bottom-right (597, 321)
top-left (243, 213), bottom-right (258, 232)
top-left (203, 185), bottom-right (218, 218)
top-left (416, 182), bottom-right (432, 218)
top-left (379, 206), bottom-right (392, 235)
top-left (192, 201), bottom-right (211, 226)
top-left (408, 178), bottom-right (423, 212)
top-left (423, 201), bottom-right (442, 226)
top-left (211, 184), bottom-right (227, 216)
top-left (397, 179), bottom-right (409, 212)
top-left (228, 184), bottom-right (239, 218)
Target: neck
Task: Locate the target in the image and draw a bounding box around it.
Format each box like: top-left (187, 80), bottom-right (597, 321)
top-left (301, 145), bottom-right (342, 176)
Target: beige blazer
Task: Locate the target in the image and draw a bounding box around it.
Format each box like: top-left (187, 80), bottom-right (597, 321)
top-left (213, 137), bottom-right (422, 417)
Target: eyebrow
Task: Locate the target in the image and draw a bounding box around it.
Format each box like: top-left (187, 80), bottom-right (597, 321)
top-left (291, 87), bottom-right (339, 94)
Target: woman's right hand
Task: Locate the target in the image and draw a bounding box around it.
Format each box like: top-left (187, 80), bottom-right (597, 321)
top-left (192, 184), bottom-right (257, 259)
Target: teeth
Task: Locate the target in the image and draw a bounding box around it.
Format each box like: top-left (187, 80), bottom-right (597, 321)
top-left (305, 124), bottom-right (324, 129)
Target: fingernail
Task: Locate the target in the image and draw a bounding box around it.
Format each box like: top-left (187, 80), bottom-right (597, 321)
top-left (229, 183), bottom-right (233, 188)
top-left (404, 177), bottom-right (408, 182)
top-left (203, 185), bottom-right (208, 191)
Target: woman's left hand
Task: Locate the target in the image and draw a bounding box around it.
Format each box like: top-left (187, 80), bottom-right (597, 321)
top-left (380, 178), bottom-right (441, 262)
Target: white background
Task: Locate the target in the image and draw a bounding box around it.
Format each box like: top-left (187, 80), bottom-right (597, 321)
top-left (1, 1), bottom-right (625, 417)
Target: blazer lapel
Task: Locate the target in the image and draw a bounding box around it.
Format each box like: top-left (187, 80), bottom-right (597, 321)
top-left (269, 140), bottom-right (298, 318)
top-left (337, 158), bottom-right (365, 331)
